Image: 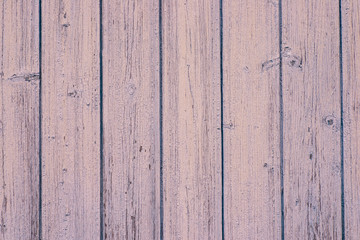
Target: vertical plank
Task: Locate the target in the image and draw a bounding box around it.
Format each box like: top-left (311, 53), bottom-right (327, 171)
top-left (0, 0), bottom-right (40, 239)
top-left (102, 0), bottom-right (160, 239)
top-left (41, 0), bottom-right (100, 239)
top-left (282, 0), bottom-right (342, 238)
top-left (223, 0), bottom-right (281, 239)
top-left (162, 0), bottom-right (222, 239)
top-left (342, 0), bottom-right (360, 238)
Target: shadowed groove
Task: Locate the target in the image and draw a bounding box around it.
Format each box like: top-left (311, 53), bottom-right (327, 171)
top-left (99, 0), bottom-right (104, 239)
top-left (278, 0), bottom-right (285, 239)
top-left (159, 0), bottom-right (164, 239)
top-left (338, 0), bottom-right (345, 239)
top-left (220, 0), bottom-right (224, 239)
top-left (38, 0), bottom-right (42, 239)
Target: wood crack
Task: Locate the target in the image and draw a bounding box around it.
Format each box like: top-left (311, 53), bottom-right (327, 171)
top-left (6, 73), bottom-right (40, 82)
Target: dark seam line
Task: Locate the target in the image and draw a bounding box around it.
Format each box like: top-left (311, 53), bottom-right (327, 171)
top-left (159, 0), bottom-right (164, 239)
top-left (220, 0), bottom-right (224, 239)
top-left (278, 0), bottom-right (285, 239)
top-left (38, 0), bottom-right (42, 239)
top-left (339, 0), bottom-right (345, 239)
top-left (99, 0), bottom-right (104, 239)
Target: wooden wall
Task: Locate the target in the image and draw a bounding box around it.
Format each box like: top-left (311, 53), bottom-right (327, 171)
top-left (0, 0), bottom-right (359, 239)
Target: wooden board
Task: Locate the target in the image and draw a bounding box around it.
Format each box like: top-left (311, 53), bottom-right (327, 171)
top-left (102, 0), bottom-right (160, 239)
top-left (41, 0), bottom-right (100, 239)
top-left (342, 0), bottom-right (360, 238)
top-left (162, 0), bottom-right (222, 239)
top-left (282, 0), bottom-right (342, 238)
top-left (0, 1), bottom-right (40, 239)
top-left (223, 0), bottom-right (282, 239)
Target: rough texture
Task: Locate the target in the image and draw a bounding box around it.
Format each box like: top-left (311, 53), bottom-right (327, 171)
top-left (2, 1), bottom-right (360, 239)
top-left (223, 0), bottom-right (282, 239)
top-left (102, 0), bottom-right (160, 239)
top-left (41, 0), bottom-right (101, 239)
top-left (162, 0), bottom-right (222, 239)
top-left (342, 0), bottom-right (360, 239)
top-left (282, 0), bottom-right (342, 238)
top-left (0, 1), bottom-right (40, 239)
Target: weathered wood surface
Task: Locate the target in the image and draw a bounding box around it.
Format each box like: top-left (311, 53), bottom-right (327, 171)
top-left (342, 0), bottom-right (360, 239)
top-left (102, 0), bottom-right (160, 239)
top-left (223, 0), bottom-right (282, 239)
top-left (282, 0), bottom-right (342, 238)
top-left (41, 0), bottom-right (100, 239)
top-left (162, 0), bottom-right (222, 239)
top-left (0, 1), bottom-right (40, 239)
top-left (1, 1), bottom-right (360, 239)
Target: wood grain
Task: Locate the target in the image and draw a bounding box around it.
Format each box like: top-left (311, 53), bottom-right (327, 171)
top-left (1, 1), bottom-right (358, 239)
top-left (41, 0), bottom-right (100, 239)
top-left (102, 0), bottom-right (160, 239)
top-left (223, 0), bottom-right (282, 239)
top-left (342, 0), bottom-right (360, 238)
top-left (0, 0), bottom-right (40, 239)
top-left (162, 0), bottom-right (222, 239)
top-left (282, 0), bottom-right (342, 238)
